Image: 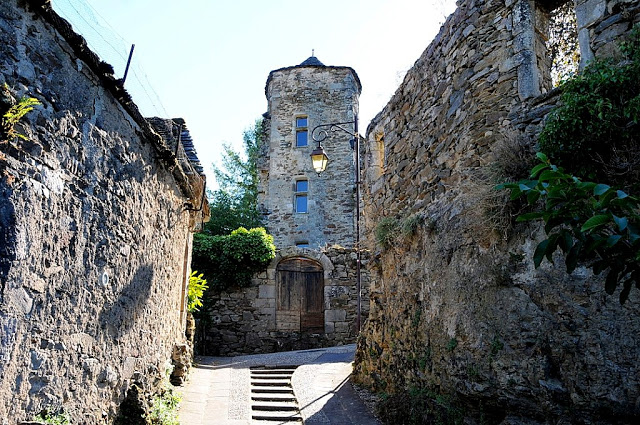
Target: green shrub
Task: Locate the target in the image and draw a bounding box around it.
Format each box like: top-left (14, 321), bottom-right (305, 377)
top-left (538, 25), bottom-right (640, 189)
top-left (32, 409), bottom-right (70, 425)
top-left (147, 389), bottom-right (181, 425)
top-left (187, 271), bottom-right (208, 312)
top-left (497, 153), bottom-right (640, 303)
top-left (1, 85), bottom-right (40, 142)
top-left (375, 217), bottom-right (400, 249)
top-left (191, 227), bottom-right (275, 291)
top-left (376, 387), bottom-right (464, 425)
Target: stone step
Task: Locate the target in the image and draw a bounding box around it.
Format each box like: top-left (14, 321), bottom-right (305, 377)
top-left (251, 375), bottom-right (292, 380)
top-left (251, 386), bottom-right (294, 394)
top-left (251, 379), bottom-right (292, 387)
top-left (250, 365), bottom-right (298, 370)
top-left (250, 367), bottom-right (296, 373)
top-left (251, 393), bottom-right (297, 402)
top-left (251, 410), bottom-right (303, 422)
top-left (252, 400), bottom-right (299, 411)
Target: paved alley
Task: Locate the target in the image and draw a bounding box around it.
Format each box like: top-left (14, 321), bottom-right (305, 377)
top-left (177, 344), bottom-right (380, 425)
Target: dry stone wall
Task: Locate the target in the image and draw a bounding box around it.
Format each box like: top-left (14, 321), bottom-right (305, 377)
top-left (196, 246), bottom-right (370, 356)
top-left (0, 1), bottom-right (206, 423)
top-left (355, 0), bottom-right (640, 423)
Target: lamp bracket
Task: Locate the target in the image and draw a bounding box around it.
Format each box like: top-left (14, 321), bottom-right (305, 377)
top-left (311, 120), bottom-right (356, 143)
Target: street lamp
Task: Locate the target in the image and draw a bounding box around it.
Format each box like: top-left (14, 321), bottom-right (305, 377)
top-left (310, 114), bottom-right (363, 333)
top-left (310, 145), bottom-right (329, 174)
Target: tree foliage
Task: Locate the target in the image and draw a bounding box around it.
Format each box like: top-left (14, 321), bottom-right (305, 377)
top-left (192, 227), bottom-right (275, 291)
top-left (548, 2), bottom-right (580, 87)
top-left (498, 154), bottom-right (640, 303)
top-left (204, 118), bottom-right (264, 235)
top-left (539, 25), bottom-right (640, 190)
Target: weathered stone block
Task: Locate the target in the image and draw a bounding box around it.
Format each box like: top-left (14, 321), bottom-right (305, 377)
top-left (258, 284), bottom-right (275, 299)
top-left (325, 309), bottom-right (347, 322)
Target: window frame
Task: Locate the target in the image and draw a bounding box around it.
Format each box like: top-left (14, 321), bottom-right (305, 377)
top-left (294, 178), bottom-right (309, 213)
top-left (295, 115), bottom-right (309, 147)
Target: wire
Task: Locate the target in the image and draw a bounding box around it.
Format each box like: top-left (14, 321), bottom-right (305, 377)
top-left (51, 0), bottom-right (169, 118)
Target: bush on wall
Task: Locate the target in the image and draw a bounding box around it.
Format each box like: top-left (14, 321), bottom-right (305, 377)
top-left (191, 227), bottom-right (275, 291)
top-left (498, 26), bottom-right (640, 302)
top-left (538, 25), bottom-right (640, 190)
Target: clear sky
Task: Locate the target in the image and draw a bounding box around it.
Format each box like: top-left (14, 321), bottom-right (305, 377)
top-left (52, 0), bottom-right (457, 184)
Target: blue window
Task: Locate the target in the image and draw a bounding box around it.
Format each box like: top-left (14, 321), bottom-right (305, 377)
top-left (296, 115), bottom-right (308, 147)
top-left (296, 130), bottom-right (308, 147)
top-left (296, 180), bottom-right (308, 192)
top-left (295, 180), bottom-right (308, 213)
top-left (296, 195), bottom-right (308, 213)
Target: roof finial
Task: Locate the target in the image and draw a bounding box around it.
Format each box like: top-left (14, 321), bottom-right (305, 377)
top-left (312, 49), bottom-right (315, 57)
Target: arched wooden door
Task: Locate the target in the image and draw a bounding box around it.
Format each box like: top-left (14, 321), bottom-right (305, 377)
top-left (276, 258), bottom-right (324, 332)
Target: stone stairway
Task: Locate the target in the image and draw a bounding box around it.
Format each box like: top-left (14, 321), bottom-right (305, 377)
top-left (250, 365), bottom-right (302, 424)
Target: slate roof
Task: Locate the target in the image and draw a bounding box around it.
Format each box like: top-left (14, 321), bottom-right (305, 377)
top-left (299, 55), bottom-right (325, 66)
top-left (147, 117), bottom-right (204, 175)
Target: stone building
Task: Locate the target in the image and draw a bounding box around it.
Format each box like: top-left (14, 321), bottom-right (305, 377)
top-left (354, 0), bottom-right (640, 422)
top-left (259, 54), bottom-right (361, 249)
top-left (196, 56), bottom-right (369, 354)
top-left (0, 0), bottom-right (208, 422)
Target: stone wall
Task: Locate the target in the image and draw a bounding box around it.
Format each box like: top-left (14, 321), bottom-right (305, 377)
top-left (196, 246), bottom-right (370, 356)
top-left (0, 1), bottom-right (207, 423)
top-left (355, 0), bottom-right (640, 423)
top-left (260, 61), bottom-right (361, 249)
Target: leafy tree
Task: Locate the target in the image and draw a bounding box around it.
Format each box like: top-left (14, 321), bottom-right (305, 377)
top-left (204, 118), bottom-right (264, 235)
top-left (497, 153), bottom-right (640, 303)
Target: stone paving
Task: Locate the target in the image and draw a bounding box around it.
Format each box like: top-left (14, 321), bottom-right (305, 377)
top-left (177, 344), bottom-right (380, 425)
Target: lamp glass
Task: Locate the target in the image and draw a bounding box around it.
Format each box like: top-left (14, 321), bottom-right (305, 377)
top-left (310, 147), bottom-right (328, 173)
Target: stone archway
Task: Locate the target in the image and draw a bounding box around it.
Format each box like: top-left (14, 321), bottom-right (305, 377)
top-left (276, 257), bottom-right (324, 333)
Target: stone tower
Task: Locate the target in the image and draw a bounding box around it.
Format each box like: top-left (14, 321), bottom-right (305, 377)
top-left (259, 55), bottom-right (361, 249)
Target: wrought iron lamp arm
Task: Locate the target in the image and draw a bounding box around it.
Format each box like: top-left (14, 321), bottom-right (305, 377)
top-left (311, 120), bottom-right (357, 143)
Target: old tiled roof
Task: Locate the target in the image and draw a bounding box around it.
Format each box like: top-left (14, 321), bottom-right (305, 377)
top-left (147, 118), bottom-right (204, 175)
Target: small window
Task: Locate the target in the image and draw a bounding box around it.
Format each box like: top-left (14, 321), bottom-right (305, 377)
top-left (296, 242), bottom-right (310, 248)
top-left (295, 179), bottom-right (308, 213)
top-left (296, 180), bottom-right (308, 192)
top-left (296, 115), bottom-right (308, 147)
top-left (296, 130), bottom-right (308, 147)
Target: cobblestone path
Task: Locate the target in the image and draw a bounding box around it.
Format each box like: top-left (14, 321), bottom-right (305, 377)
top-left (177, 344), bottom-right (380, 425)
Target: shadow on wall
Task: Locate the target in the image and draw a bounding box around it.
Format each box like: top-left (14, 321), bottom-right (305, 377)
top-left (98, 264), bottom-right (154, 338)
top-left (0, 179), bottom-right (15, 296)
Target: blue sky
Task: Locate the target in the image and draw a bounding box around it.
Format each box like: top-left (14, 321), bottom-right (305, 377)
top-left (53, 0), bottom-right (456, 184)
